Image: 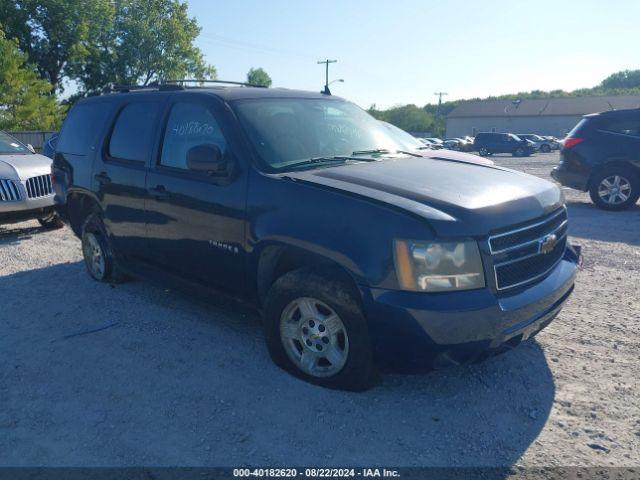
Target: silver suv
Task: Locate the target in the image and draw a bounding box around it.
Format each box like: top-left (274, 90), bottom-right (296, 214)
top-left (0, 131), bottom-right (62, 228)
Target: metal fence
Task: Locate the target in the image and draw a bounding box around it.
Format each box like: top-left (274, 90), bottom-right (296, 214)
top-left (7, 131), bottom-right (57, 153)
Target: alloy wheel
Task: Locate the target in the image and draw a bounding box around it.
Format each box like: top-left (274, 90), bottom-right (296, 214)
top-left (598, 175), bottom-right (632, 205)
top-left (280, 297), bottom-right (349, 378)
top-left (83, 232), bottom-right (106, 279)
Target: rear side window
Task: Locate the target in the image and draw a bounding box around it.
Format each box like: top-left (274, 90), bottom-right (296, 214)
top-left (600, 117), bottom-right (640, 137)
top-left (109, 102), bottom-right (161, 162)
top-left (57, 103), bottom-right (112, 156)
top-left (160, 102), bottom-right (228, 170)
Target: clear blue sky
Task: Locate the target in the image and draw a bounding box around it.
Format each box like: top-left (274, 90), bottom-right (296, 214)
top-left (187, 0), bottom-right (639, 109)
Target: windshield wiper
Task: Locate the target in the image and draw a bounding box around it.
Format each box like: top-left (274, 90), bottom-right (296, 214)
top-left (351, 148), bottom-right (391, 156)
top-left (353, 148), bottom-right (423, 158)
top-left (284, 155), bottom-right (375, 171)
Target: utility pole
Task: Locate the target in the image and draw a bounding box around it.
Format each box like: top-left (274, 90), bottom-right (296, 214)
top-left (318, 59), bottom-right (337, 94)
top-left (434, 92), bottom-right (448, 137)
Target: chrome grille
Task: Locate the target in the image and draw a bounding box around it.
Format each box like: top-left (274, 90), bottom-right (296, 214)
top-left (0, 179), bottom-right (21, 202)
top-left (26, 174), bottom-right (53, 199)
top-left (489, 208), bottom-right (568, 290)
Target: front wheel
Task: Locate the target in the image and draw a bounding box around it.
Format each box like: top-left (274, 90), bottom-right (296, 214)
top-left (540, 144), bottom-right (551, 153)
top-left (263, 268), bottom-right (375, 391)
top-left (38, 212), bottom-right (64, 229)
top-left (478, 147), bottom-right (489, 157)
top-left (589, 167), bottom-right (639, 211)
top-left (513, 147), bottom-right (525, 157)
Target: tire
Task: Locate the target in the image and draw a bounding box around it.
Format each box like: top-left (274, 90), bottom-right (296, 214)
top-left (38, 212), bottom-right (65, 229)
top-left (589, 166), bottom-right (639, 211)
top-left (513, 147), bottom-right (525, 157)
top-left (478, 147), bottom-right (489, 157)
top-left (540, 144), bottom-right (551, 153)
top-left (81, 213), bottom-right (126, 283)
top-left (263, 267), bottom-right (375, 391)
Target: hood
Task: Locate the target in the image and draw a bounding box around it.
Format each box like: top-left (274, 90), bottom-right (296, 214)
top-left (0, 153), bottom-right (53, 181)
top-left (283, 156), bottom-right (563, 237)
top-left (418, 148), bottom-right (494, 166)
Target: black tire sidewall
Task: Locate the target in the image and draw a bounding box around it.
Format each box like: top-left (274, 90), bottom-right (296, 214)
top-left (589, 166), bottom-right (640, 211)
top-left (263, 268), bottom-right (375, 391)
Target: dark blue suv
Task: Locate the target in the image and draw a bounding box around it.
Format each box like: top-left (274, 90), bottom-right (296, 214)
top-left (552, 108), bottom-right (640, 211)
top-left (474, 132), bottom-right (535, 157)
top-left (53, 84), bottom-right (580, 390)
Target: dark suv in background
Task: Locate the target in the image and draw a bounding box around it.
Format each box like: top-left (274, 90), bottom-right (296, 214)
top-left (53, 84), bottom-right (579, 390)
top-left (552, 108), bottom-right (640, 211)
top-left (474, 132), bottom-right (535, 157)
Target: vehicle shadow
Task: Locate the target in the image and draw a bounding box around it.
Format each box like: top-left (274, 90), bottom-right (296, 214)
top-left (566, 200), bottom-right (640, 246)
top-left (0, 223), bottom-right (49, 245)
top-left (0, 261), bottom-right (554, 471)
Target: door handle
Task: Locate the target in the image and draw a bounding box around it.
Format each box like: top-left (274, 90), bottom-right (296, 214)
top-left (94, 172), bottom-right (111, 184)
top-left (148, 185), bottom-right (170, 199)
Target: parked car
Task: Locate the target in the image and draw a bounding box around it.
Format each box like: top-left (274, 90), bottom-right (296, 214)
top-left (425, 137), bottom-right (444, 146)
top-left (474, 132), bottom-right (535, 157)
top-left (444, 137), bottom-right (472, 151)
top-left (53, 84), bottom-right (580, 391)
top-left (542, 136), bottom-right (561, 150)
top-left (516, 134), bottom-right (555, 153)
top-left (0, 131), bottom-right (64, 228)
top-left (42, 132), bottom-right (59, 159)
top-left (552, 108), bottom-right (640, 211)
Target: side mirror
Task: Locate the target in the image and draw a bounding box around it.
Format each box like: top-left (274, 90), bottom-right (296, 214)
top-left (186, 144), bottom-right (227, 176)
top-left (27, 144), bottom-right (36, 153)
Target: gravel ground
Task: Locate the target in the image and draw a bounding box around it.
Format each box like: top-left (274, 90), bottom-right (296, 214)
top-left (0, 152), bottom-right (638, 468)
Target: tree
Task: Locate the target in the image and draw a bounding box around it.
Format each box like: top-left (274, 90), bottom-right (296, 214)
top-left (0, 29), bottom-right (64, 130)
top-left (0, 0), bottom-right (216, 95)
top-left (0, 0), bottom-right (112, 91)
top-left (601, 70), bottom-right (640, 90)
top-left (72, 0), bottom-right (216, 94)
top-left (246, 67), bottom-right (272, 87)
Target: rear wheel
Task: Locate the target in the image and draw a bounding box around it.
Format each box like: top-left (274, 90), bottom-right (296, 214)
top-left (81, 214), bottom-right (126, 282)
top-left (478, 147), bottom-right (489, 157)
top-left (589, 166), bottom-right (639, 211)
top-left (38, 212), bottom-right (64, 229)
top-left (263, 268), bottom-right (375, 391)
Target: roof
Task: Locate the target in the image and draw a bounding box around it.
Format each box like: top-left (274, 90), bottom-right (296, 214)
top-left (447, 96), bottom-right (640, 118)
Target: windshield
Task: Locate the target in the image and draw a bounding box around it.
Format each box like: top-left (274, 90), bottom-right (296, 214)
top-left (509, 134), bottom-right (522, 141)
top-left (0, 131), bottom-right (31, 155)
top-left (379, 121), bottom-right (425, 150)
top-left (233, 98), bottom-right (406, 172)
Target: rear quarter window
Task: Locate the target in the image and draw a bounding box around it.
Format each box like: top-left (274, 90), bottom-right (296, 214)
top-left (599, 117), bottom-right (640, 137)
top-left (57, 102), bottom-right (112, 156)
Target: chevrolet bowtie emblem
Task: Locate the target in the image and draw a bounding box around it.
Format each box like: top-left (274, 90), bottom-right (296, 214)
top-left (539, 234), bottom-right (558, 254)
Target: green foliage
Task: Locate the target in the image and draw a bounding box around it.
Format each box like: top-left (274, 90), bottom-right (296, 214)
top-left (0, 0), bottom-right (216, 95)
top-left (246, 67), bottom-right (272, 87)
top-left (368, 104), bottom-right (434, 133)
top-left (600, 70), bottom-right (640, 90)
top-left (0, 29), bottom-right (65, 130)
top-left (0, 0), bottom-right (112, 91)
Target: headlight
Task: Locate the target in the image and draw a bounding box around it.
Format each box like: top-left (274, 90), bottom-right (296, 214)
top-left (394, 239), bottom-right (485, 292)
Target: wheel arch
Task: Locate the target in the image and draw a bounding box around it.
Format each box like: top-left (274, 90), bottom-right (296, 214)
top-left (66, 189), bottom-right (102, 237)
top-left (254, 242), bottom-right (363, 307)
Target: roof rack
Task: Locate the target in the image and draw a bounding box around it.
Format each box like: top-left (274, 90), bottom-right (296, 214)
top-left (101, 79), bottom-right (267, 95)
top-left (163, 79), bottom-right (268, 88)
top-left (102, 83), bottom-right (184, 94)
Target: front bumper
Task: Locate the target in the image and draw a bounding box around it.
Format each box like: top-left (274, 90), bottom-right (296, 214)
top-left (0, 191), bottom-right (56, 225)
top-left (360, 246), bottom-right (580, 368)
